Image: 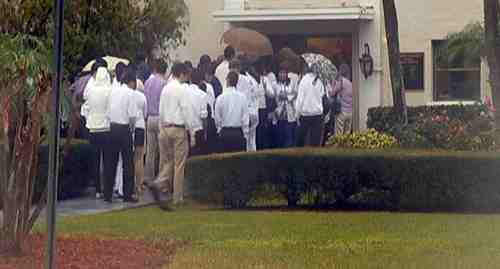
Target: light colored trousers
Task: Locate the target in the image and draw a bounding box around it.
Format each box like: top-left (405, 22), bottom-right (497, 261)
top-left (335, 112), bottom-right (353, 135)
top-left (134, 145), bottom-right (145, 196)
top-left (246, 114), bottom-right (259, 152)
top-left (145, 116), bottom-right (160, 184)
top-left (153, 126), bottom-right (188, 204)
top-left (114, 154), bottom-right (123, 196)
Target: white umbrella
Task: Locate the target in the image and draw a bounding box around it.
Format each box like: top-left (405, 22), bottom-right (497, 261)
top-left (82, 56), bottom-right (130, 72)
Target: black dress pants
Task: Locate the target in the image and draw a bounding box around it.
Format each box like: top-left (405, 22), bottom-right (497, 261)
top-left (256, 109), bottom-right (269, 150)
top-left (218, 127), bottom-right (246, 153)
top-left (296, 115), bottom-right (323, 147)
top-left (107, 124), bottom-right (135, 200)
top-left (189, 130), bottom-right (207, 157)
top-left (88, 131), bottom-right (112, 194)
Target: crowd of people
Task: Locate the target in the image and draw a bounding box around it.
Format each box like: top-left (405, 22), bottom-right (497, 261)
top-left (74, 45), bottom-right (353, 208)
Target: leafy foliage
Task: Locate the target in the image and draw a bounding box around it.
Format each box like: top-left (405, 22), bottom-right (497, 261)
top-left (437, 22), bottom-right (484, 68)
top-left (0, 0), bottom-right (188, 80)
top-left (0, 33), bottom-right (52, 254)
top-left (367, 105), bottom-right (497, 151)
top-left (326, 129), bottom-right (398, 149)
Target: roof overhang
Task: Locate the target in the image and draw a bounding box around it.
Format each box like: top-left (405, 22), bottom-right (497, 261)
top-left (213, 7), bottom-right (375, 22)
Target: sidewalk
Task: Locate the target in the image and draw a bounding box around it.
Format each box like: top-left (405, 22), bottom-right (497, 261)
top-left (40, 190), bottom-right (155, 218)
top-left (0, 190), bottom-right (155, 226)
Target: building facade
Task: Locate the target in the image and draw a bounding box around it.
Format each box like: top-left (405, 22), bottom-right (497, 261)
top-left (176, 0), bottom-right (484, 130)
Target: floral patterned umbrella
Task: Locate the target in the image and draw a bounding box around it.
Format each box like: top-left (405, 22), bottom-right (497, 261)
top-left (301, 53), bottom-right (338, 86)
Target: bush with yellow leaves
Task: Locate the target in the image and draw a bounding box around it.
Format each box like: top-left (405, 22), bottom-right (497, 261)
top-left (326, 129), bottom-right (398, 149)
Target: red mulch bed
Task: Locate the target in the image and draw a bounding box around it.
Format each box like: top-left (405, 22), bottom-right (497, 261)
top-left (0, 234), bottom-right (180, 269)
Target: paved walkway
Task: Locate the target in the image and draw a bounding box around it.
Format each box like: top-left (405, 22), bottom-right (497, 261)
top-left (41, 191), bottom-right (156, 218)
top-left (1, 189), bottom-right (155, 222)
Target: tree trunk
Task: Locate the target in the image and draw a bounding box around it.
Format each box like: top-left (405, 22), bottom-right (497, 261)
top-left (0, 72), bottom-right (51, 255)
top-left (484, 0), bottom-right (500, 125)
top-left (383, 0), bottom-right (408, 124)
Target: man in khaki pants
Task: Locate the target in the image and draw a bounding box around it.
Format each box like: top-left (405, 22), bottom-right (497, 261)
top-left (148, 62), bottom-right (194, 209)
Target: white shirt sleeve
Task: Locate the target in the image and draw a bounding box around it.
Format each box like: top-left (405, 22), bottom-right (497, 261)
top-left (81, 85), bottom-right (91, 117)
top-left (241, 96), bottom-right (250, 137)
top-left (214, 96), bottom-right (223, 132)
top-left (180, 88), bottom-right (195, 134)
top-left (295, 78), bottom-right (306, 117)
top-left (288, 74), bottom-right (299, 102)
top-left (199, 94), bottom-right (209, 119)
top-left (159, 85), bottom-right (167, 123)
top-left (128, 91), bottom-right (138, 124)
top-left (143, 96), bottom-right (148, 120)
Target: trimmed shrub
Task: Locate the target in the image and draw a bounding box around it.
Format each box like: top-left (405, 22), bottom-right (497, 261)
top-left (367, 104), bottom-right (497, 150)
top-left (326, 129), bottom-right (398, 149)
top-left (35, 140), bottom-right (95, 202)
top-left (186, 148), bottom-right (500, 211)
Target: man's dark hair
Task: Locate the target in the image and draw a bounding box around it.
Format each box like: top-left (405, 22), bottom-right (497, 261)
top-left (198, 55), bottom-right (212, 69)
top-left (136, 52), bottom-right (146, 63)
top-left (115, 62), bottom-right (127, 83)
top-left (171, 62), bottom-right (189, 78)
top-left (224, 46), bottom-right (235, 60)
top-left (229, 59), bottom-right (241, 71)
top-left (95, 57), bottom-right (108, 68)
top-left (208, 62), bottom-right (218, 75)
top-left (184, 60), bottom-right (193, 70)
top-left (91, 62), bottom-right (100, 75)
top-left (152, 59), bottom-right (167, 74)
top-left (227, 71), bottom-right (239, 87)
top-left (191, 68), bottom-right (207, 91)
top-left (91, 58), bottom-right (107, 75)
top-left (122, 67), bottom-right (137, 84)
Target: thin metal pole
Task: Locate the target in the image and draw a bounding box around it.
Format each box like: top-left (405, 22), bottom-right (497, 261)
top-left (46, 0), bottom-right (64, 268)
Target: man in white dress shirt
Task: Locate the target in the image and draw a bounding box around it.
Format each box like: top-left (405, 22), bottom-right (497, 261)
top-left (149, 62), bottom-right (194, 208)
top-left (214, 71), bottom-right (250, 153)
top-left (215, 46), bottom-right (235, 91)
top-left (295, 66), bottom-right (325, 147)
top-left (107, 68), bottom-right (139, 203)
top-left (229, 59), bottom-right (259, 152)
top-left (188, 69), bottom-right (210, 156)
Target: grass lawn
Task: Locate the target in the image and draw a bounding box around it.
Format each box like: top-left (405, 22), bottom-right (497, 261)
top-left (38, 206), bottom-right (500, 269)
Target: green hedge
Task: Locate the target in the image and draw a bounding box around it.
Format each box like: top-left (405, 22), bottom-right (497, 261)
top-left (35, 140), bottom-right (95, 202)
top-left (1, 140), bottom-right (94, 209)
top-left (186, 148), bottom-right (500, 211)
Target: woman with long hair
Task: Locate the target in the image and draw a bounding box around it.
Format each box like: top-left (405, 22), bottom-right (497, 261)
top-left (273, 63), bottom-right (299, 148)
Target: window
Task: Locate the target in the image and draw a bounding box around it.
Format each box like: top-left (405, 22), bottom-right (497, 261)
top-left (432, 40), bottom-right (481, 101)
top-left (401, 53), bottom-right (424, 90)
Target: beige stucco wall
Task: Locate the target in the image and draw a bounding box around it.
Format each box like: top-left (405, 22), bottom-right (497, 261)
top-left (381, 0), bottom-right (484, 106)
top-left (178, 0), bottom-right (485, 122)
top-left (172, 0), bottom-right (226, 65)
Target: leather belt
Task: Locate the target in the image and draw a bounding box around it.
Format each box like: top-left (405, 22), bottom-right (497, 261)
top-left (163, 123), bottom-right (185, 129)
